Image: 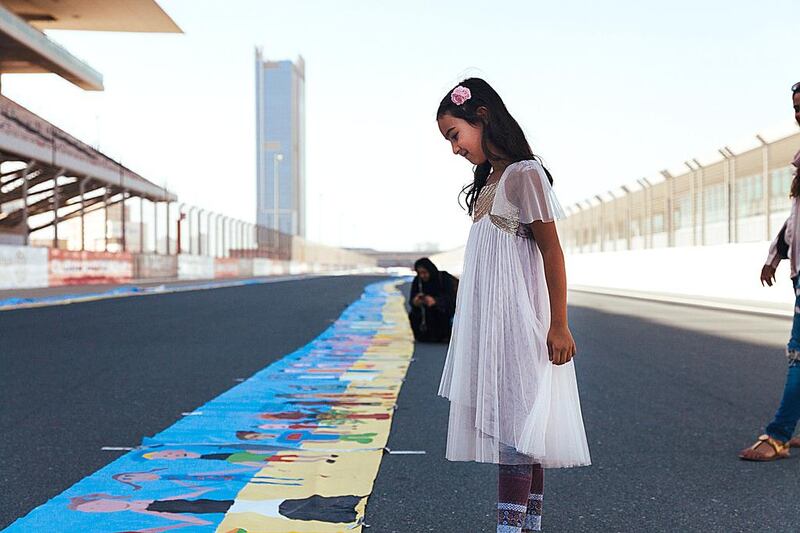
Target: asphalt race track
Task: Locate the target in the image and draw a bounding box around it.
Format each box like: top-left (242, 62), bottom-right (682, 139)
top-left (3, 277), bottom-right (799, 531)
top-left (0, 274), bottom-right (391, 529)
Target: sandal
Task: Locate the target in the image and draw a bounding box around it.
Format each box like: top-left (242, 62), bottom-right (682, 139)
top-left (738, 434), bottom-right (790, 461)
top-left (789, 436), bottom-right (800, 448)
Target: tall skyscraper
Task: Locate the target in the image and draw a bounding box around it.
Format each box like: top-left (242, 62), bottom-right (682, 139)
top-left (255, 48), bottom-right (306, 238)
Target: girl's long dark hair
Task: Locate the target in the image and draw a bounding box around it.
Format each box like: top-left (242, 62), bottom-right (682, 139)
top-left (437, 77), bottom-right (553, 216)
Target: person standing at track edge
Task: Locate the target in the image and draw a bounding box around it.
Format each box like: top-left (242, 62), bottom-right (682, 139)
top-left (740, 81), bottom-right (800, 461)
top-left (408, 257), bottom-right (458, 343)
top-left (435, 78), bottom-right (591, 532)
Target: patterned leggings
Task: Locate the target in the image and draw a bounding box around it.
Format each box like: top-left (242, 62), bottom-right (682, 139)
top-left (497, 447), bottom-right (544, 532)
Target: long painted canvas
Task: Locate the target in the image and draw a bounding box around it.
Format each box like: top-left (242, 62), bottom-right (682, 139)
top-left (3, 278), bottom-right (414, 532)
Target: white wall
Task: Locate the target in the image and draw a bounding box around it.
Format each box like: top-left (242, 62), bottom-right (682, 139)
top-left (566, 241), bottom-right (793, 304)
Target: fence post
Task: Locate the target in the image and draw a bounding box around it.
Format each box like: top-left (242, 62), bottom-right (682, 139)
top-left (692, 159), bottom-right (705, 246)
top-left (637, 178), bottom-right (652, 249)
top-left (684, 162), bottom-right (697, 247)
top-left (660, 171), bottom-right (673, 248)
top-left (757, 135), bottom-right (771, 239)
top-left (719, 147), bottom-right (736, 243)
top-left (593, 195), bottom-right (604, 252)
top-left (621, 186), bottom-right (632, 250)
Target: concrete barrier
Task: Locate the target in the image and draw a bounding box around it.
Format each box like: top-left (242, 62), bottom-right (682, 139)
top-left (252, 258), bottom-right (272, 276)
top-left (48, 249), bottom-right (134, 286)
top-left (0, 244), bottom-right (380, 291)
top-left (236, 259), bottom-right (253, 277)
top-left (0, 244), bottom-right (48, 289)
top-left (211, 258), bottom-right (255, 278)
top-left (178, 255), bottom-right (214, 280)
top-left (291, 235), bottom-right (378, 270)
top-left (289, 261), bottom-right (309, 275)
top-left (259, 260), bottom-right (289, 275)
top-left (134, 254), bottom-right (178, 279)
top-left (213, 258), bottom-right (240, 279)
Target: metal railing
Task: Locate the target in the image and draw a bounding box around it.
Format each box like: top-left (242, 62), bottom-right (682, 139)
top-left (559, 131), bottom-right (800, 253)
top-left (175, 205), bottom-right (288, 259)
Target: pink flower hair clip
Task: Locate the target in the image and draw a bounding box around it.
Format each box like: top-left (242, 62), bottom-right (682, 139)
top-left (450, 85), bottom-right (471, 106)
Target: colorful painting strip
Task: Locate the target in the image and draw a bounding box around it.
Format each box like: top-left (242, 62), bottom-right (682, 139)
top-left (3, 277), bottom-right (414, 533)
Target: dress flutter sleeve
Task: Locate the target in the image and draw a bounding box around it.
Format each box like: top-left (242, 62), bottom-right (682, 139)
top-left (491, 160), bottom-right (566, 224)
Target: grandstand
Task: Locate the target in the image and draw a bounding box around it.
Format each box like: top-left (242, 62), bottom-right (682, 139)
top-left (0, 1), bottom-right (180, 249)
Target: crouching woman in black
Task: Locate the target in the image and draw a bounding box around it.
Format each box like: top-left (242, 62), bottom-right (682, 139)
top-left (408, 257), bottom-right (459, 343)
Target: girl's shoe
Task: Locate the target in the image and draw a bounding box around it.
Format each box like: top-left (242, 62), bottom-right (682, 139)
top-left (738, 434), bottom-right (790, 461)
top-left (789, 436), bottom-right (800, 448)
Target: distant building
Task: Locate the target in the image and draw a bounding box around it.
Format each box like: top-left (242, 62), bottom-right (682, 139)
top-left (255, 49), bottom-right (306, 239)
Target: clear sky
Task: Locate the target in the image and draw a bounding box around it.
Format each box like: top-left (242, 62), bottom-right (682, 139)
top-left (4, 0), bottom-right (798, 251)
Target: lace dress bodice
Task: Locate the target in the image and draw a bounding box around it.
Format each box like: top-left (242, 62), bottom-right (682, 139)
top-left (472, 180), bottom-right (533, 239)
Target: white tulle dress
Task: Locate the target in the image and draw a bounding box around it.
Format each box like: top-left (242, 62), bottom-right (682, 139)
top-left (437, 159), bottom-right (591, 468)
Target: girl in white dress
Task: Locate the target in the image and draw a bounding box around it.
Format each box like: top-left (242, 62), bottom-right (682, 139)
top-left (435, 78), bottom-right (591, 532)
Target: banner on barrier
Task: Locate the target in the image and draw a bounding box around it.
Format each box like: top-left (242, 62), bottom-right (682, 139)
top-left (214, 258), bottom-right (240, 278)
top-left (48, 249), bottom-right (134, 286)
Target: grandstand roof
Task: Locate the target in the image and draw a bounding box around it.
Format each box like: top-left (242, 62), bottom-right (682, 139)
top-left (0, 1), bottom-right (180, 91)
top-left (5, 0), bottom-right (181, 33)
top-left (0, 94), bottom-right (176, 201)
